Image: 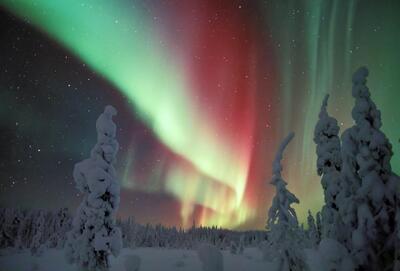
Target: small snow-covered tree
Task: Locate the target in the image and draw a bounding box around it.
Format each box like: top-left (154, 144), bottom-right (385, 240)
top-left (238, 235), bottom-right (244, 254)
top-left (14, 209), bottom-right (32, 250)
top-left (120, 216), bottom-right (136, 248)
top-left (340, 67), bottom-right (400, 270)
top-left (306, 211), bottom-right (319, 248)
top-left (315, 211), bottom-right (322, 239)
top-left (265, 132), bottom-right (305, 271)
top-left (31, 210), bottom-right (46, 255)
top-left (229, 241), bottom-right (237, 254)
top-left (47, 208), bottom-right (71, 249)
top-left (65, 105), bottom-right (122, 271)
top-left (0, 208), bottom-right (22, 248)
top-left (313, 94), bottom-right (344, 241)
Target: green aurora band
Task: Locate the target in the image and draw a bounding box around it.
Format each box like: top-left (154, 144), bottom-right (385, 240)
top-left (1, 0), bottom-right (255, 227)
top-left (2, 0), bottom-right (399, 228)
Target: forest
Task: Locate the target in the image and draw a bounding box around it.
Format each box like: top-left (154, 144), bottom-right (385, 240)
top-left (0, 67), bottom-right (399, 271)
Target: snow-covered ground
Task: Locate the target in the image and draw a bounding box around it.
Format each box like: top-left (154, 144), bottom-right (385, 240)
top-left (0, 247), bottom-right (277, 271)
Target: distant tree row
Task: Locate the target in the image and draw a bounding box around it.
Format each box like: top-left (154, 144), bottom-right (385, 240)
top-left (118, 217), bottom-right (266, 250)
top-left (0, 207), bottom-right (71, 254)
top-left (0, 207), bottom-right (266, 253)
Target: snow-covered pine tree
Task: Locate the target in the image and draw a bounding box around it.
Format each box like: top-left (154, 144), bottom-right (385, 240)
top-left (306, 210), bottom-right (319, 248)
top-left (0, 208), bottom-right (22, 248)
top-left (58, 208), bottom-right (72, 248)
top-left (122, 216), bottom-right (136, 248)
top-left (238, 235), bottom-right (244, 254)
top-left (65, 105), bottom-right (122, 271)
top-left (395, 200), bottom-right (400, 269)
top-left (315, 211), bottom-right (322, 240)
top-left (25, 210), bottom-right (37, 249)
top-left (47, 208), bottom-right (71, 249)
top-left (14, 209), bottom-right (32, 250)
top-left (265, 132), bottom-right (305, 271)
top-left (31, 210), bottom-right (46, 255)
top-left (313, 94), bottom-right (344, 241)
top-left (0, 208), bottom-right (6, 248)
top-left (230, 241), bottom-right (237, 254)
top-left (341, 67), bottom-right (400, 270)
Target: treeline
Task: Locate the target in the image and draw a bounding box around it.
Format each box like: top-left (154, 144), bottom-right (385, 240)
top-left (0, 207), bottom-right (71, 253)
top-left (118, 218), bottom-right (267, 250)
top-left (0, 207), bottom-right (267, 253)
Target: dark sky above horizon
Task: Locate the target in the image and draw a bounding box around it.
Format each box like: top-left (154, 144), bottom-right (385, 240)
top-left (0, 0), bottom-right (399, 230)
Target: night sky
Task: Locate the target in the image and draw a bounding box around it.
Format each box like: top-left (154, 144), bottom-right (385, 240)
top-left (0, 0), bottom-right (399, 230)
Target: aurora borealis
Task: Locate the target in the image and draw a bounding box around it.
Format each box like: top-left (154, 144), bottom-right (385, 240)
top-left (0, 1), bottom-right (399, 229)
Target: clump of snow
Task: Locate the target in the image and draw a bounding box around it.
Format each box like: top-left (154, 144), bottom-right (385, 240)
top-left (305, 238), bottom-right (354, 271)
top-left (123, 254), bottom-right (141, 271)
top-left (197, 243), bottom-right (224, 271)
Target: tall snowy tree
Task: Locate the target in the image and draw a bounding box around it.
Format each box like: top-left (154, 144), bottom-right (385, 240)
top-left (65, 105), bottom-right (122, 271)
top-left (313, 94), bottom-right (344, 241)
top-left (340, 67), bottom-right (400, 270)
top-left (265, 132), bottom-right (305, 271)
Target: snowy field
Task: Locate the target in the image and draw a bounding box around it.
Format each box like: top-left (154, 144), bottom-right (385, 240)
top-left (0, 247), bottom-right (277, 271)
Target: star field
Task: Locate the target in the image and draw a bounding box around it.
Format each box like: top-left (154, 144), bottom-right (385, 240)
top-left (0, 0), bottom-right (399, 230)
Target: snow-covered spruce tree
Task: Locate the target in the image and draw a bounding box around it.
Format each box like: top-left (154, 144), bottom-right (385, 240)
top-left (14, 209), bottom-right (32, 250)
top-left (31, 210), bottom-right (46, 255)
top-left (0, 208), bottom-right (22, 248)
top-left (48, 208), bottom-right (71, 249)
top-left (395, 201), bottom-right (400, 269)
top-left (340, 67), bottom-right (400, 270)
top-left (238, 235), bottom-right (245, 254)
top-left (313, 94), bottom-right (344, 241)
top-left (65, 105), bottom-right (122, 271)
top-left (315, 211), bottom-right (322, 240)
top-left (265, 132), bottom-right (305, 271)
top-left (306, 211), bottom-right (319, 248)
top-left (230, 241), bottom-right (237, 254)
